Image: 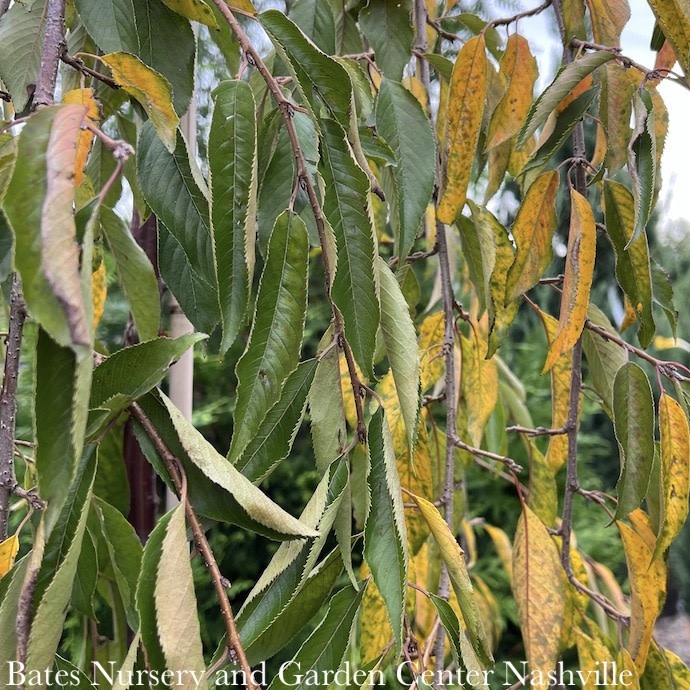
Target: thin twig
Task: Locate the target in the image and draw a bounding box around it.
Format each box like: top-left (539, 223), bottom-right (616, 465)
top-left (506, 424), bottom-right (567, 437)
top-left (129, 403), bottom-right (258, 690)
top-left (60, 48), bottom-right (120, 90)
top-left (486, 0), bottom-right (553, 27)
top-left (33, 0), bottom-right (66, 110)
top-left (451, 436), bottom-right (523, 473)
top-left (426, 17), bottom-right (462, 42)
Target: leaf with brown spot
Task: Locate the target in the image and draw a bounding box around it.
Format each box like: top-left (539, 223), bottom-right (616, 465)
top-left (512, 506), bottom-right (566, 687)
top-left (437, 35), bottom-right (487, 224)
top-left (101, 52), bottom-right (179, 152)
top-left (62, 88), bottom-right (100, 187)
top-left (543, 189), bottom-right (596, 373)
top-left (485, 34), bottom-right (537, 151)
top-left (506, 170), bottom-right (559, 301)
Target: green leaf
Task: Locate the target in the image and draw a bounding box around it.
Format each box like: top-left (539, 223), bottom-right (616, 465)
top-left (582, 304), bottom-right (628, 414)
top-left (50, 656), bottom-right (94, 689)
top-left (266, 583), bottom-right (366, 690)
top-left (229, 211), bottom-right (309, 461)
top-left (137, 121), bottom-right (220, 334)
top-left (88, 334), bottom-right (204, 437)
top-left (458, 215), bottom-right (492, 314)
top-left (378, 258), bottom-right (420, 449)
top-left (365, 408), bottom-right (408, 654)
top-left (603, 180), bottom-right (655, 347)
top-left (517, 51), bottom-right (615, 148)
top-left (375, 79), bottom-right (435, 265)
top-left (260, 10), bottom-right (351, 131)
top-left (155, 504), bottom-right (207, 690)
top-left (236, 359), bottom-right (318, 483)
top-left (159, 392), bottom-right (318, 540)
top-left (612, 363), bottom-right (655, 520)
top-left (289, 0), bottom-right (336, 54)
top-left (71, 527), bottom-right (98, 619)
top-left (4, 105), bottom-right (90, 350)
top-left (100, 206), bottom-right (160, 342)
top-left (73, 0), bottom-right (195, 113)
top-left (209, 80), bottom-right (257, 354)
top-left (0, 556), bottom-right (29, 686)
top-left (0, 0), bottom-right (46, 113)
top-left (627, 90), bottom-right (656, 246)
top-left (359, 0), bottom-right (413, 81)
top-left (320, 118), bottom-right (380, 380)
top-left (429, 594), bottom-right (463, 666)
top-left (25, 451), bottom-right (96, 686)
top-left (651, 260), bottom-right (678, 337)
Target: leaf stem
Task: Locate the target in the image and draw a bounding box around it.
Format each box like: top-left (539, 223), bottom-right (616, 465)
top-left (129, 403), bottom-right (258, 690)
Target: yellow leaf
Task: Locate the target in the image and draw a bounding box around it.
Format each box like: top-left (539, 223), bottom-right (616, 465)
top-left (472, 574), bottom-right (501, 652)
top-left (437, 35), bottom-right (487, 224)
top-left (0, 534), bottom-right (19, 577)
top-left (654, 335), bottom-right (690, 353)
top-left (512, 505), bottom-right (566, 688)
top-left (223, 0), bottom-right (257, 14)
top-left (402, 76), bottom-right (428, 113)
top-left (160, 0), bottom-right (219, 27)
top-left (652, 393), bottom-right (690, 561)
top-left (585, 0), bottom-right (630, 48)
top-left (100, 52), bottom-right (179, 153)
top-left (506, 170), bottom-right (559, 301)
top-left (484, 138), bottom-right (511, 203)
top-left (360, 561), bottom-right (394, 664)
top-left (460, 332), bottom-right (497, 447)
top-left (62, 88), bottom-right (100, 186)
top-left (589, 560), bottom-right (629, 614)
top-left (483, 524), bottom-right (513, 583)
top-left (618, 512), bottom-right (667, 673)
top-left (486, 34), bottom-right (537, 150)
top-left (543, 189), bottom-right (596, 373)
top-left (339, 353), bottom-right (361, 430)
top-left (620, 295), bottom-right (637, 332)
top-left (418, 311), bottom-right (445, 392)
top-left (601, 62), bottom-right (636, 172)
top-left (527, 443), bottom-right (557, 526)
top-left (617, 647), bottom-right (641, 690)
top-left (411, 543), bottom-right (435, 638)
top-left (91, 259), bottom-right (107, 331)
top-left (560, 548), bottom-right (590, 650)
top-left (591, 121), bottom-right (607, 170)
top-left (665, 648), bottom-right (690, 688)
top-left (574, 628), bottom-right (615, 688)
top-left (537, 310), bottom-right (572, 473)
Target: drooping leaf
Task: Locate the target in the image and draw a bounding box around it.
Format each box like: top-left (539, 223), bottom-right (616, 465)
top-left (229, 211), bottom-right (308, 461)
top-left (71, 528), bottom-right (98, 619)
top-left (652, 393), bottom-right (690, 561)
top-left (506, 171), bottom-right (559, 300)
top-left (137, 121), bottom-right (220, 334)
top-left (155, 504), bottom-right (208, 690)
top-left (365, 408), bottom-right (409, 654)
top-left (585, 0), bottom-right (630, 47)
top-left (100, 206), bottom-right (161, 342)
top-left (486, 34), bottom-right (538, 150)
top-left (359, 0), bottom-right (413, 81)
top-left (437, 35), bottom-right (487, 224)
top-left (289, 0), bottom-right (336, 54)
top-left (651, 260), bottom-right (678, 337)
top-left (418, 311), bottom-right (445, 392)
top-left (645, 0), bottom-right (690, 73)
top-left (320, 118), bottom-right (380, 380)
top-left (359, 560), bottom-right (394, 665)
top-left (543, 189), bottom-right (596, 373)
top-left (375, 79), bottom-right (435, 265)
top-left (236, 359), bottom-right (318, 483)
top-left (101, 52), bottom-right (179, 152)
top-left (612, 363), bottom-right (655, 520)
top-left (517, 51), bottom-right (615, 148)
top-left (604, 180), bottom-right (655, 347)
top-left (0, 0), bottom-right (47, 113)
top-left (267, 583), bottom-right (366, 690)
top-left (160, 0), bottom-right (217, 26)
top-left (512, 505), bottom-right (566, 686)
top-left (412, 494), bottom-right (493, 666)
top-left (73, 0), bottom-right (195, 113)
top-left (209, 80), bottom-right (257, 353)
top-left (62, 88), bottom-right (100, 186)
top-left (4, 105), bottom-right (90, 350)
top-left (600, 62), bottom-right (635, 172)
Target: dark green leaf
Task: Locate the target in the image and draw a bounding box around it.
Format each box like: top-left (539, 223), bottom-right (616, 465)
top-left (365, 408), bottom-right (408, 654)
top-left (0, 556), bottom-right (29, 686)
top-left (359, 0), bottom-right (413, 81)
top-left (289, 0), bottom-right (337, 54)
top-left (137, 121), bottom-right (219, 334)
top-left (237, 359), bottom-right (318, 483)
top-left (376, 79), bottom-right (435, 265)
top-left (429, 594), bottom-right (462, 666)
top-left (209, 80), bottom-right (257, 353)
top-left (229, 211), bottom-right (309, 461)
top-left (71, 528), bottom-right (98, 619)
top-left (612, 363), bottom-right (655, 520)
top-left (320, 118), bottom-right (380, 380)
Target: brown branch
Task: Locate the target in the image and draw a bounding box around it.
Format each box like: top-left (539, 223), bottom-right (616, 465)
top-left (506, 424), bottom-right (568, 437)
top-left (0, 0), bottom-right (10, 20)
top-left (486, 0), bottom-right (553, 27)
top-left (33, 0), bottom-right (66, 110)
top-left (0, 275), bottom-right (28, 540)
top-left (451, 436), bottom-right (523, 473)
top-left (60, 49), bottom-right (120, 90)
top-left (129, 403), bottom-right (258, 690)
top-left (210, 0), bottom-right (368, 445)
top-left (426, 17), bottom-right (461, 42)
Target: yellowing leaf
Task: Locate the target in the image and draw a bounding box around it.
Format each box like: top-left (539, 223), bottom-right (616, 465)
top-left (62, 88), bottom-right (100, 186)
top-left (484, 138), bottom-right (511, 203)
top-left (91, 260), bottom-right (107, 331)
top-left (512, 506), bottom-right (566, 688)
top-left (437, 35), bottom-right (487, 224)
top-left (652, 393), bottom-right (690, 561)
top-left (483, 524), bottom-right (513, 583)
top-left (161, 0), bottom-right (218, 27)
top-left (618, 511), bottom-right (667, 673)
top-left (585, 0), bottom-right (630, 47)
top-left (359, 561), bottom-right (394, 664)
top-left (645, 1), bottom-right (690, 73)
top-left (486, 34), bottom-right (537, 150)
top-left (101, 52), bottom-right (179, 153)
top-left (339, 352), bottom-right (362, 430)
top-left (543, 189), bottom-right (596, 373)
top-left (617, 648), bottom-right (640, 690)
top-left (460, 332), bottom-right (497, 447)
top-left (506, 170), bottom-right (559, 300)
top-left (575, 628), bottom-right (615, 688)
top-left (0, 534), bottom-right (19, 577)
top-left (419, 311), bottom-right (445, 392)
top-left (223, 0), bottom-right (257, 14)
top-left (527, 443), bottom-right (557, 527)
top-left (411, 543), bottom-right (435, 638)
